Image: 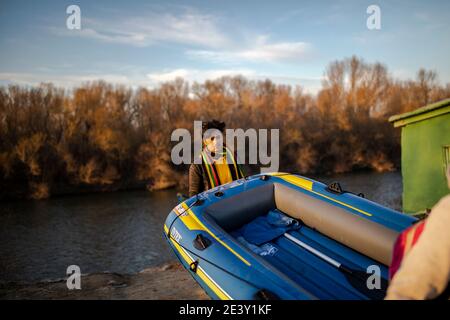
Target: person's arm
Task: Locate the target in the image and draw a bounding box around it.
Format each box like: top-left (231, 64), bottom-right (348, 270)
top-left (189, 164), bottom-right (204, 197)
top-left (385, 195), bottom-right (450, 300)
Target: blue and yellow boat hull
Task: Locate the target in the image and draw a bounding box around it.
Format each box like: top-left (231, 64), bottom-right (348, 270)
top-left (163, 173), bottom-right (416, 300)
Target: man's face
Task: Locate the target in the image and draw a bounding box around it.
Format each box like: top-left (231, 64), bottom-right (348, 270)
top-left (204, 131), bottom-right (223, 153)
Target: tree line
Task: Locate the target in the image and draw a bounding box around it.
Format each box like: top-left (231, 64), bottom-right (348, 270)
top-left (1, 56), bottom-right (449, 199)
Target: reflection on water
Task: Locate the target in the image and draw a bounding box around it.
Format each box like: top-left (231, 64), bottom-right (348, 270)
top-left (0, 189), bottom-right (178, 283)
top-left (0, 171), bottom-right (402, 283)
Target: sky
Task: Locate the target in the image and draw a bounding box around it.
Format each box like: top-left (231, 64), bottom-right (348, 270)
top-left (0, 0), bottom-right (449, 94)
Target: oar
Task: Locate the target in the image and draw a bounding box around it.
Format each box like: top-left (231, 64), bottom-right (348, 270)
top-left (283, 233), bottom-right (388, 300)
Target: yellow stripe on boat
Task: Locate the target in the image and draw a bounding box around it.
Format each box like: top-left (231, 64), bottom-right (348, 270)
top-left (279, 175), bottom-right (313, 190)
top-left (181, 203), bottom-right (251, 266)
top-left (275, 174), bottom-right (373, 217)
top-left (173, 204), bottom-right (204, 230)
top-left (164, 225), bottom-right (231, 300)
top-left (172, 203), bottom-right (251, 266)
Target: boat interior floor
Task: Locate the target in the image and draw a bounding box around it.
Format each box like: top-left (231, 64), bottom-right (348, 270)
top-left (233, 217), bottom-right (389, 299)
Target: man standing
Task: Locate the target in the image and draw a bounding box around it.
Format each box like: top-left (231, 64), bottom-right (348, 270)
top-left (188, 120), bottom-right (244, 197)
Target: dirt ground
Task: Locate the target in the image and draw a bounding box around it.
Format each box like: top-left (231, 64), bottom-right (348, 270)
top-left (0, 263), bottom-right (209, 300)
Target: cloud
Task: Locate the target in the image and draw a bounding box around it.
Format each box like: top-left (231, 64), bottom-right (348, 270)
top-left (50, 8), bottom-right (312, 64)
top-left (0, 69), bottom-right (256, 89)
top-left (238, 42), bottom-right (311, 61)
top-left (146, 68), bottom-right (323, 94)
top-left (72, 28), bottom-right (149, 47)
top-left (0, 72), bottom-right (140, 88)
top-left (146, 68), bottom-right (256, 83)
top-left (50, 10), bottom-right (229, 48)
top-left (0, 69), bottom-right (323, 95)
top-left (187, 36), bottom-right (312, 63)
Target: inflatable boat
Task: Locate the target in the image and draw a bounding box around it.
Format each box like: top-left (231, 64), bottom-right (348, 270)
top-left (163, 173), bottom-right (416, 300)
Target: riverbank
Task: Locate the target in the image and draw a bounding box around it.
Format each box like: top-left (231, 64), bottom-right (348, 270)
top-left (0, 262), bottom-right (209, 300)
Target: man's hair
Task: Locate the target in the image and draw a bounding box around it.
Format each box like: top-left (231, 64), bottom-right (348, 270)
top-left (202, 120), bottom-right (226, 133)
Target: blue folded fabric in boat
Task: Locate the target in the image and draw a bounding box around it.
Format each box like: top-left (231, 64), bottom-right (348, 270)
top-left (266, 209), bottom-right (301, 228)
top-left (232, 209), bottom-right (301, 246)
top-left (235, 236), bottom-right (278, 256)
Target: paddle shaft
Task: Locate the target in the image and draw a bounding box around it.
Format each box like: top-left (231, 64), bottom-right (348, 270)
top-left (284, 233), bottom-right (363, 277)
top-left (284, 233), bottom-right (389, 300)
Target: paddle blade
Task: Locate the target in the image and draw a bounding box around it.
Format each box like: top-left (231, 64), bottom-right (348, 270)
top-left (341, 267), bottom-right (388, 300)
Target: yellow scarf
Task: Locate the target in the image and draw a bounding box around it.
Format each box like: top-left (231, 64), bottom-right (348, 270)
top-left (201, 147), bottom-right (244, 188)
top-left (214, 154), bottom-right (233, 185)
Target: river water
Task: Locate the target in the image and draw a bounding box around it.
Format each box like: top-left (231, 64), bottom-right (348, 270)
top-left (0, 171), bottom-right (402, 283)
